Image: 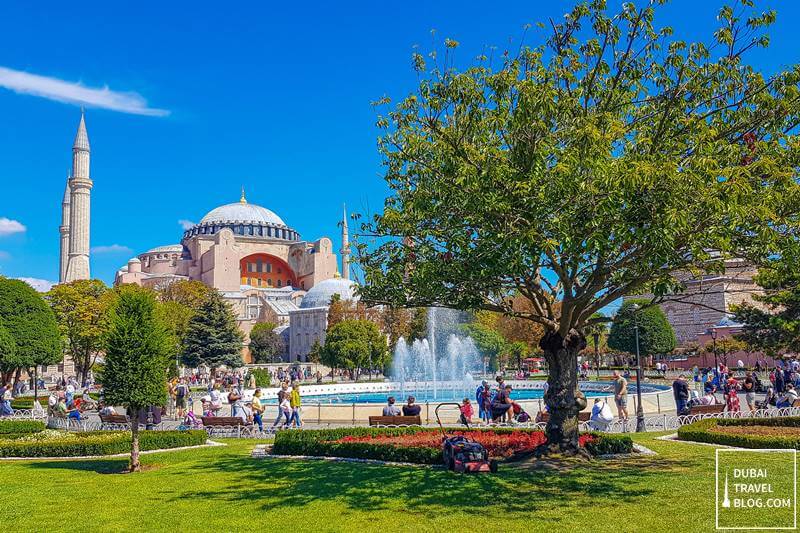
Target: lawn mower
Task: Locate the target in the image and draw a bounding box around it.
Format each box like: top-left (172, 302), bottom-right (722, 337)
top-left (435, 403), bottom-right (498, 474)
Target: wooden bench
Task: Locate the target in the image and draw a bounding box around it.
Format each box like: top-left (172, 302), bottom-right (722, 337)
top-left (793, 399), bottom-right (800, 408)
top-left (201, 416), bottom-right (249, 427)
top-left (99, 413), bottom-right (130, 425)
top-left (536, 411), bottom-right (591, 423)
top-left (688, 404), bottom-right (725, 415)
top-left (368, 415), bottom-right (422, 426)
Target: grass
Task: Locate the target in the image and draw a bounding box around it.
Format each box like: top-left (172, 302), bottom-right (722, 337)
top-left (0, 433), bottom-right (724, 532)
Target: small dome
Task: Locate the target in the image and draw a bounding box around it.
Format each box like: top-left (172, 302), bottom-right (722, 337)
top-left (200, 202), bottom-right (285, 227)
top-left (128, 257), bottom-right (141, 263)
top-left (300, 277), bottom-right (358, 309)
top-left (716, 316), bottom-right (742, 328)
top-left (146, 244), bottom-right (183, 254)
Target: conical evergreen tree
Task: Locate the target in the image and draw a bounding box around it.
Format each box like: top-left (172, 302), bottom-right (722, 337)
top-left (102, 285), bottom-right (171, 472)
top-left (181, 291), bottom-right (243, 369)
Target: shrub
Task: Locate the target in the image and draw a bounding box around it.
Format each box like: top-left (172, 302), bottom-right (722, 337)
top-left (678, 417), bottom-right (800, 450)
top-left (0, 430), bottom-right (206, 458)
top-left (272, 427), bottom-right (633, 464)
top-left (0, 419), bottom-right (46, 435)
top-left (249, 368), bottom-right (271, 388)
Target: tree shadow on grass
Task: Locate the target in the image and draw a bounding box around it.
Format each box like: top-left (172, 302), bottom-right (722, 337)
top-left (22, 458), bottom-right (129, 474)
top-left (168, 451), bottom-right (700, 519)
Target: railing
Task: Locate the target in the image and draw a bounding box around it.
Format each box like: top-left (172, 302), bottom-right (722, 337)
top-left (5, 408), bottom-right (47, 420)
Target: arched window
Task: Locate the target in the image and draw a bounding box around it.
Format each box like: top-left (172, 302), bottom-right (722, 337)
top-left (277, 279), bottom-right (282, 288)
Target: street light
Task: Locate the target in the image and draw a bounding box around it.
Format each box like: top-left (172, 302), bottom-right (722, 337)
top-left (710, 328), bottom-right (719, 372)
top-left (630, 304), bottom-right (646, 433)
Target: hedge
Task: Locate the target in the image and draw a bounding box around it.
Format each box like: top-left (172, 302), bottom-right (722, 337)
top-left (272, 427), bottom-right (632, 464)
top-left (0, 430), bottom-right (207, 458)
top-left (678, 417), bottom-right (800, 450)
top-left (0, 420), bottom-right (46, 435)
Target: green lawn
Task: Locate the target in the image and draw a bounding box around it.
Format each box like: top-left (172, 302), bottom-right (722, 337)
top-left (0, 433), bottom-right (723, 532)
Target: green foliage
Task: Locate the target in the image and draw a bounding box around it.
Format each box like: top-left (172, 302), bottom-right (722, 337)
top-left (157, 280), bottom-right (215, 357)
top-left (354, 0), bottom-right (800, 451)
top-left (734, 262), bottom-right (800, 355)
top-left (249, 368), bottom-right (272, 387)
top-left (249, 322), bottom-right (284, 363)
top-left (608, 300), bottom-right (676, 356)
top-left (181, 291), bottom-right (243, 369)
top-left (0, 277), bottom-right (61, 373)
top-left (102, 285), bottom-right (171, 410)
top-left (320, 319), bottom-right (389, 375)
top-left (0, 430), bottom-right (207, 458)
top-left (462, 321), bottom-right (509, 371)
top-left (273, 427), bottom-right (632, 463)
top-left (408, 308), bottom-right (428, 341)
top-left (0, 420), bottom-right (45, 434)
top-left (678, 417), bottom-right (800, 450)
top-left (46, 279), bottom-right (113, 383)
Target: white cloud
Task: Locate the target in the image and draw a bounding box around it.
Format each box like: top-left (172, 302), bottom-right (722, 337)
top-left (17, 277), bottom-right (55, 292)
top-left (178, 219), bottom-right (196, 230)
top-left (91, 244), bottom-right (133, 254)
top-left (0, 217), bottom-right (26, 236)
top-left (0, 66), bottom-right (169, 117)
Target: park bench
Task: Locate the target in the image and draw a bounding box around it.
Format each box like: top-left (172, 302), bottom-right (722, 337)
top-left (201, 416), bottom-right (253, 435)
top-left (535, 411), bottom-right (591, 423)
top-left (368, 415), bottom-right (422, 426)
top-left (99, 413), bottom-right (130, 429)
top-left (793, 399), bottom-right (800, 408)
top-left (687, 404), bottom-right (725, 415)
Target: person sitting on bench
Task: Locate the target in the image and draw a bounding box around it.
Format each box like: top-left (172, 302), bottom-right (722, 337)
top-left (402, 396), bottom-right (421, 417)
top-left (491, 385), bottom-right (513, 423)
top-left (383, 396), bottom-right (401, 416)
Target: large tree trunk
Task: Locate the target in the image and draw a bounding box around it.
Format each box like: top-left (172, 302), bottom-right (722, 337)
top-left (130, 411), bottom-right (141, 472)
top-left (539, 330), bottom-right (589, 457)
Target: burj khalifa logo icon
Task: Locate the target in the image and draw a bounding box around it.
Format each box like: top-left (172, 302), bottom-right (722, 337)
top-left (722, 471), bottom-right (731, 508)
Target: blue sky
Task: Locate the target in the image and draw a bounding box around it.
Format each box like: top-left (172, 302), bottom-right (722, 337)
top-left (0, 0), bottom-right (796, 298)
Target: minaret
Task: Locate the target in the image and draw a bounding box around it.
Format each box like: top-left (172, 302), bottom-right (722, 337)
top-left (64, 110), bottom-right (92, 282)
top-left (58, 174), bottom-right (71, 282)
top-left (341, 204), bottom-right (350, 280)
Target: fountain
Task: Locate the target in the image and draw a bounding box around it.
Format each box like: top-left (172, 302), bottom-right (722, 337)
top-left (391, 307), bottom-right (480, 400)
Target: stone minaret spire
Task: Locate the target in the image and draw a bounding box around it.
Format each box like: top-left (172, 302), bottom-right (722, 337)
top-left (64, 110), bottom-right (92, 282)
top-left (341, 204), bottom-right (350, 280)
top-left (58, 174), bottom-right (72, 283)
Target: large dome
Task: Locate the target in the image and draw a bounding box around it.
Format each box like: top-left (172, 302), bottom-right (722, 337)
top-left (200, 202), bottom-right (285, 227)
top-left (300, 277), bottom-right (358, 309)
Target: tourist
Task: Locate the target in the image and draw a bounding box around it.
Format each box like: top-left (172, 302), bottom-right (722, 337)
top-left (289, 382), bottom-right (302, 428)
top-left (589, 398), bottom-right (614, 431)
top-left (475, 380), bottom-right (490, 423)
top-left (693, 367), bottom-right (704, 396)
top-left (777, 384), bottom-right (798, 408)
top-left (758, 386), bottom-right (778, 409)
top-left (774, 366), bottom-right (785, 393)
top-left (247, 372), bottom-right (256, 390)
top-left (175, 378), bottom-right (190, 420)
top-left (0, 382), bottom-right (12, 416)
top-left (672, 374), bottom-right (690, 415)
top-left (742, 372), bottom-right (756, 411)
top-left (725, 378), bottom-right (741, 413)
top-left (209, 383), bottom-right (223, 416)
top-left (65, 380), bottom-right (75, 406)
top-left (271, 382), bottom-right (290, 428)
top-left (612, 370), bottom-right (629, 422)
top-left (402, 396), bottom-right (421, 417)
top-left (278, 393), bottom-right (292, 428)
top-left (383, 396), bottom-right (401, 416)
top-left (491, 385), bottom-right (514, 423)
top-left (229, 391), bottom-right (247, 422)
top-left (99, 402), bottom-right (117, 417)
top-left (250, 389), bottom-right (264, 431)
top-left (459, 398), bottom-right (473, 427)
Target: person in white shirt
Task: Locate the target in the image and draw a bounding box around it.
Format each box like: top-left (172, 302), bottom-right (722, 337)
top-left (589, 398), bottom-right (614, 431)
top-left (382, 396), bottom-right (401, 416)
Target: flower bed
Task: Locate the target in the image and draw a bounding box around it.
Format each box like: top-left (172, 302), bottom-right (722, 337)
top-left (677, 416), bottom-right (800, 450)
top-left (0, 430), bottom-right (207, 458)
top-left (272, 427), bottom-right (632, 465)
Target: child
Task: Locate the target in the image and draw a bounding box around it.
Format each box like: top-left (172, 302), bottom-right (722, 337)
top-left (279, 394), bottom-right (292, 428)
top-left (459, 398), bottom-right (473, 427)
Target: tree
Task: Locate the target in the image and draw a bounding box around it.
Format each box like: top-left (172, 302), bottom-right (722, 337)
top-left (462, 321), bottom-right (509, 372)
top-left (157, 280), bottom-right (214, 356)
top-left (46, 279), bottom-right (113, 385)
top-left (371, 305), bottom-right (413, 350)
top-left (608, 300), bottom-right (677, 362)
top-left (0, 278), bottom-right (61, 384)
top-left (356, 2), bottom-right (800, 454)
top-left (320, 319), bottom-right (389, 379)
top-left (101, 285), bottom-right (171, 472)
top-left (704, 337), bottom-right (747, 366)
top-left (734, 261), bottom-right (800, 356)
top-left (307, 340), bottom-right (323, 364)
top-left (249, 322), bottom-right (285, 363)
top-left (181, 291), bottom-right (243, 370)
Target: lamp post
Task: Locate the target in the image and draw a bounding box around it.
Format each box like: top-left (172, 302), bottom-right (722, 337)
top-left (631, 305), bottom-right (646, 432)
top-left (593, 332), bottom-right (600, 380)
top-left (711, 328), bottom-right (719, 372)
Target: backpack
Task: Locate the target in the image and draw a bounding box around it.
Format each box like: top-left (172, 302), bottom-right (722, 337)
top-left (176, 385), bottom-right (186, 399)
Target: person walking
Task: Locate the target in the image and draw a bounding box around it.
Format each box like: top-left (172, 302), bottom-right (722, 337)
top-left (271, 382), bottom-right (290, 429)
top-left (289, 382), bottom-right (302, 428)
top-left (725, 377), bottom-right (741, 413)
top-left (612, 370), bottom-right (629, 423)
top-left (251, 388), bottom-right (264, 431)
top-left (174, 378), bottom-right (190, 420)
top-left (742, 372), bottom-right (757, 411)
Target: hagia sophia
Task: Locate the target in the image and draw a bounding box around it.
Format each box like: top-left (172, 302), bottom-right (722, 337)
top-left (58, 112), bottom-right (358, 364)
